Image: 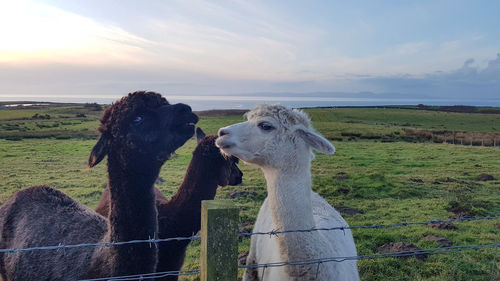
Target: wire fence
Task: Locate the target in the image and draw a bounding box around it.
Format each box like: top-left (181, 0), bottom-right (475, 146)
top-left (2, 215), bottom-right (498, 255)
top-left (75, 243), bottom-right (500, 281)
top-left (239, 215), bottom-right (500, 237)
top-left (239, 243), bottom-right (500, 270)
top-left (0, 236), bottom-right (200, 255)
top-left (78, 269), bottom-right (201, 281)
top-left (1, 214), bottom-right (498, 280)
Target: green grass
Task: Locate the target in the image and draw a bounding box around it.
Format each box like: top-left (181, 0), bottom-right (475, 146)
top-left (305, 107), bottom-right (500, 133)
top-left (0, 105), bottom-right (499, 280)
top-left (0, 105), bottom-right (102, 140)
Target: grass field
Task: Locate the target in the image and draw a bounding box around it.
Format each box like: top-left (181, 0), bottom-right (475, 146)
top-left (0, 104), bottom-right (499, 280)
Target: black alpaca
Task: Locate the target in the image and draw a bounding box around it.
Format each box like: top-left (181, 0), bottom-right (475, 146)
top-left (0, 91), bottom-right (198, 280)
top-left (95, 128), bottom-right (243, 280)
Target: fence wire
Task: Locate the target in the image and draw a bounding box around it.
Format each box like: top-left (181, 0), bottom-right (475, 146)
top-left (77, 269), bottom-right (200, 281)
top-left (240, 243), bottom-right (500, 270)
top-left (75, 243), bottom-right (500, 281)
top-left (1, 216), bottom-right (498, 255)
top-left (239, 215), bottom-right (500, 237)
top-left (0, 215), bottom-right (498, 280)
top-left (0, 236), bottom-right (200, 255)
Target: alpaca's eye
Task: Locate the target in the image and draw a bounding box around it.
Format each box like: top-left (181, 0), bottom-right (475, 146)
top-left (133, 116), bottom-right (143, 124)
top-left (258, 122), bottom-right (274, 131)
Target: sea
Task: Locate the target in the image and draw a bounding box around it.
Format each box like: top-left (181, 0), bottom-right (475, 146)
top-left (1, 94), bottom-right (499, 111)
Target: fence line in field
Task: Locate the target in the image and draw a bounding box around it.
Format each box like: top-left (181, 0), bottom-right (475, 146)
top-left (1, 215), bottom-right (498, 255)
top-left (78, 269), bottom-right (201, 281)
top-left (239, 215), bottom-right (500, 237)
top-left (1, 208), bottom-right (498, 280)
top-left (71, 243), bottom-right (500, 281)
top-left (239, 243), bottom-right (500, 269)
top-left (0, 236), bottom-right (200, 255)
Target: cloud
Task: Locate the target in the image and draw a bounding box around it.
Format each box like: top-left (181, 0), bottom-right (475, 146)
top-left (358, 53), bottom-right (500, 101)
top-left (1, 1), bottom-right (499, 105)
top-left (0, 1), bottom-right (154, 65)
top-left (0, 0), bottom-right (324, 81)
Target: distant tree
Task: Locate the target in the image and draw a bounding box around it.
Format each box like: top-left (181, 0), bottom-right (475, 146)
top-left (84, 102), bottom-right (102, 111)
top-left (31, 113), bottom-right (51, 119)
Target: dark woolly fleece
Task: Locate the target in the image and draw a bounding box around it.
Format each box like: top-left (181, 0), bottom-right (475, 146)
top-left (95, 132), bottom-right (242, 281)
top-left (0, 91), bottom-right (197, 281)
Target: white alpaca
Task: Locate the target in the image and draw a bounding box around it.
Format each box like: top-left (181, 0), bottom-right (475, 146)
top-left (216, 104), bottom-right (359, 281)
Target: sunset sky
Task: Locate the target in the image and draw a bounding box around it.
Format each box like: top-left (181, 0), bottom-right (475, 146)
top-left (1, 0), bottom-right (499, 105)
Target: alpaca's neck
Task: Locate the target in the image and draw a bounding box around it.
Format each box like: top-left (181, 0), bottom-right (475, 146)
top-left (262, 160), bottom-right (326, 273)
top-left (158, 152), bottom-right (219, 236)
top-left (103, 155), bottom-right (159, 275)
top-left (154, 152), bottom-right (221, 276)
top-left (107, 160), bottom-right (159, 241)
top-left (263, 162), bottom-right (314, 232)
top-left (176, 152), bottom-right (220, 201)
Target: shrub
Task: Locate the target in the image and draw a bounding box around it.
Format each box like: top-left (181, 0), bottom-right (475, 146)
top-left (31, 113), bottom-right (51, 120)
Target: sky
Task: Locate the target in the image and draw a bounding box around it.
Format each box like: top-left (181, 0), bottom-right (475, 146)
top-left (0, 0), bottom-right (499, 105)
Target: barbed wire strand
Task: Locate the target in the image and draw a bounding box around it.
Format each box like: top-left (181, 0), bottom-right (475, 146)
top-left (0, 216), bottom-right (497, 280)
top-left (0, 236), bottom-right (200, 255)
top-left (261, 265), bottom-right (267, 281)
top-left (239, 243), bottom-right (500, 270)
top-left (315, 261), bottom-right (322, 280)
top-left (0, 216), bottom-right (497, 255)
top-left (239, 215), bottom-right (500, 237)
top-left (79, 243), bottom-right (500, 281)
top-left (78, 269), bottom-right (200, 281)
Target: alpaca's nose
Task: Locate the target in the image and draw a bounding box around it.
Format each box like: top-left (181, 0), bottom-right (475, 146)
top-left (218, 128), bottom-right (229, 137)
top-left (172, 103), bottom-right (193, 114)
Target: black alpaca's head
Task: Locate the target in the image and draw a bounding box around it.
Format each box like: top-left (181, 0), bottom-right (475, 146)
top-left (195, 128), bottom-right (243, 186)
top-left (88, 91), bottom-right (199, 170)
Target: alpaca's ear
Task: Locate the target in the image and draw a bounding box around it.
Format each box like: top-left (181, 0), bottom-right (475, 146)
top-left (196, 127), bottom-right (206, 144)
top-left (88, 135), bottom-right (109, 168)
top-left (296, 129), bottom-right (335, 154)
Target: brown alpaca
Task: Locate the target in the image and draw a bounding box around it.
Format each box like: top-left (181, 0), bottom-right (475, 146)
top-left (0, 91), bottom-right (199, 281)
top-left (95, 128), bottom-right (243, 281)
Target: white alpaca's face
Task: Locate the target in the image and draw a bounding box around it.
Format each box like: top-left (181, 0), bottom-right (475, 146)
top-left (216, 116), bottom-right (281, 165)
top-left (216, 105), bottom-right (336, 168)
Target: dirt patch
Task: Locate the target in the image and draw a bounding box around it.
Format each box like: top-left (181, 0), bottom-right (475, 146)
top-left (477, 174), bottom-right (495, 181)
top-left (377, 242), bottom-right (427, 260)
top-left (238, 251), bottom-right (249, 265)
top-left (155, 177), bottom-right (165, 185)
top-left (337, 188), bottom-right (350, 195)
top-left (422, 235), bottom-right (453, 247)
top-left (448, 213), bottom-right (473, 219)
top-left (449, 205), bottom-right (471, 216)
top-left (336, 206), bottom-right (364, 215)
top-left (227, 191), bottom-right (258, 199)
top-left (334, 172), bottom-right (349, 180)
top-left (441, 177), bottom-right (477, 186)
top-left (239, 221), bottom-right (253, 234)
top-left (428, 222), bottom-right (458, 230)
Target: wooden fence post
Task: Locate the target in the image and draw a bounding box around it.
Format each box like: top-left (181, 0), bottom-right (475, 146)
top-left (201, 200), bottom-right (239, 281)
